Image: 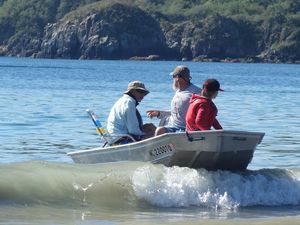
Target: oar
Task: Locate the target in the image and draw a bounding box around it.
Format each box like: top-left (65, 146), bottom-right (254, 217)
top-left (86, 109), bottom-right (108, 143)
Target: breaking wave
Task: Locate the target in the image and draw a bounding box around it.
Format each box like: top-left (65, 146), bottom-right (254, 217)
top-left (0, 161), bottom-right (299, 210)
top-left (132, 165), bottom-right (300, 209)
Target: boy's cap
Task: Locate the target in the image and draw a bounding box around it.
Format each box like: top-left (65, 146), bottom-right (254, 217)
top-left (203, 79), bottom-right (224, 92)
top-left (169, 65), bottom-right (190, 78)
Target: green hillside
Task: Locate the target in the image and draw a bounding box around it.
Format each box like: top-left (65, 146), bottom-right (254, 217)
top-left (0, 0), bottom-right (299, 62)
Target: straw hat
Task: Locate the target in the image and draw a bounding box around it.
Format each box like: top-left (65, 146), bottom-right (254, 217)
top-left (124, 81), bottom-right (149, 95)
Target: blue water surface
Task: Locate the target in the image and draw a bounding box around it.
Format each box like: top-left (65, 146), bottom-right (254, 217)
top-left (0, 57), bottom-right (299, 169)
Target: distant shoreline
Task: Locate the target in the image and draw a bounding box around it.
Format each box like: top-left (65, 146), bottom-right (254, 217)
top-left (1, 54), bottom-right (300, 65)
top-left (128, 55), bottom-right (300, 64)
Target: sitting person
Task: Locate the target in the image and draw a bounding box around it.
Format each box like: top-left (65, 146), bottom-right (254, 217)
top-left (147, 65), bottom-right (201, 135)
top-left (186, 78), bottom-right (223, 131)
top-left (107, 81), bottom-right (156, 143)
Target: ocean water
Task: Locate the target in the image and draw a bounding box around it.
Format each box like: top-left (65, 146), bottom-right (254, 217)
top-left (0, 57), bottom-right (299, 224)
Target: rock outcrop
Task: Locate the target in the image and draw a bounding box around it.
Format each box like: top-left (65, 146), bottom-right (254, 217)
top-left (162, 15), bottom-right (259, 60)
top-left (1, 2), bottom-right (299, 63)
top-left (37, 3), bottom-right (167, 59)
top-left (37, 5), bottom-right (262, 61)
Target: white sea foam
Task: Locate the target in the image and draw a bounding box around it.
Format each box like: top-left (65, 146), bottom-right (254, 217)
top-left (132, 165), bottom-right (300, 209)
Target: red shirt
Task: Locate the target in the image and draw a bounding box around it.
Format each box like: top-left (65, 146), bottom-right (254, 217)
top-left (186, 94), bottom-right (222, 131)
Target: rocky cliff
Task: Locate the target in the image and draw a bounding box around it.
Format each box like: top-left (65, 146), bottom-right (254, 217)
top-left (36, 3), bottom-right (260, 61)
top-left (37, 3), bottom-right (167, 59)
top-left (2, 2), bottom-right (300, 63)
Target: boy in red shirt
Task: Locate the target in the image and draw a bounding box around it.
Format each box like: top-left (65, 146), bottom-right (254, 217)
top-left (186, 79), bottom-right (223, 131)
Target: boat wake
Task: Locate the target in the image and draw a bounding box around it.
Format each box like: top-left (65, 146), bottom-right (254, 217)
top-left (132, 165), bottom-right (300, 209)
top-left (0, 161), bottom-right (299, 210)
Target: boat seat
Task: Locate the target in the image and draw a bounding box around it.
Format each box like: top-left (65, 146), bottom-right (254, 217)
top-left (106, 134), bottom-right (136, 147)
top-left (86, 109), bottom-right (136, 147)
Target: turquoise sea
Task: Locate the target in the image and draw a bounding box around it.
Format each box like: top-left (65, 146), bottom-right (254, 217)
top-left (0, 57), bottom-right (299, 224)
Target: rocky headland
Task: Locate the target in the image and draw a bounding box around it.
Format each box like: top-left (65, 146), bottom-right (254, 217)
top-left (0, 1), bottom-right (299, 63)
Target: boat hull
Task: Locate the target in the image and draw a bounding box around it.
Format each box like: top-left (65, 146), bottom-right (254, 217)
top-left (67, 130), bottom-right (264, 170)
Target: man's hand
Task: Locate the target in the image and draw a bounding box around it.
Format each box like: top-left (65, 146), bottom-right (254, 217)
top-left (146, 110), bottom-right (160, 118)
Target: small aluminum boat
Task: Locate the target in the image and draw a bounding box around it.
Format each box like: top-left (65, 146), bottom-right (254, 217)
top-left (67, 130), bottom-right (264, 170)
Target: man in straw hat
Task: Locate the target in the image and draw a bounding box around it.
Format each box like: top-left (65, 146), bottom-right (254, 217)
top-left (107, 81), bottom-right (155, 142)
top-left (147, 65), bottom-right (201, 135)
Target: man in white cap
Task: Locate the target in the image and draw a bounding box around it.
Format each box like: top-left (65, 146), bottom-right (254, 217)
top-left (147, 65), bottom-right (201, 135)
top-left (107, 81), bottom-right (155, 142)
